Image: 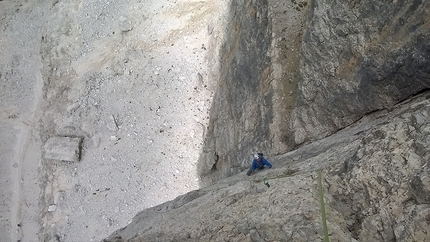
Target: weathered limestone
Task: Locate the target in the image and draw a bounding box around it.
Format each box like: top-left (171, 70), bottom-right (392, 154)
top-left (0, 1), bottom-right (47, 240)
top-left (268, 0), bottom-right (309, 156)
top-left (199, 0), bottom-right (430, 184)
top-left (44, 136), bottom-right (82, 162)
top-left (2, 0), bottom-right (429, 241)
top-left (114, 1), bottom-right (429, 239)
top-left (104, 92), bottom-right (430, 241)
top-left (198, 0), bottom-right (273, 184)
top-left (289, 0), bottom-right (430, 147)
top-left (1, 0), bottom-right (226, 241)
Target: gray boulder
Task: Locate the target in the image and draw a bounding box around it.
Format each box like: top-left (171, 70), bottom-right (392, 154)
top-left (44, 136), bottom-right (82, 162)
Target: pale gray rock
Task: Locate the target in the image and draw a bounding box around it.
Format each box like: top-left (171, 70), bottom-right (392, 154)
top-left (199, 0), bottom-right (430, 184)
top-left (104, 92), bottom-right (430, 242)
top-left (47, 205), bottom-right (57, 212)
top-left (289, 0), bottom-right (430, 147)
top-left (44, 136), bottom-right (82, 162)
top-left (118, 16), bottom-right (133, 32)
top-left (198, 0), bottom-right (273, 184)
top-left (32, 1), bottom-right (227, 241)
top-left (2, 0), bottom-right (429, 241)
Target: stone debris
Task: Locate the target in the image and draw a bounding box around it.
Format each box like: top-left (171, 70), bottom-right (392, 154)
top-left (44, 137), bottom-right (82, 162)
top-left (118, 16), bottom-right (133, 32)
top-left (47, 205), bottom-right (57, 212)
top-left (107, 115), bottom-right (119, 131)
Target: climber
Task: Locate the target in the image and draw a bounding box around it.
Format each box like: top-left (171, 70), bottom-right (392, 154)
top-left (246, 153), bottom-right (272, 176)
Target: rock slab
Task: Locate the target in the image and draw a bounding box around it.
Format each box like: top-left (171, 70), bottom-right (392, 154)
top-left (44, 137), bottom-right (82, 162)
top-left (103, 91), bottom-right (430, 242)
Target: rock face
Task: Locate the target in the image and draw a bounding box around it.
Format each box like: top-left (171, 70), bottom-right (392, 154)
top-left (198, 0), bottom-right (273, 183)
top-left (1, 0), bottom-right (430, 241)
top-left (103, 0), bottom-right (430, 240)
top-left (199, 0), bottom-right (430, 183)
top-left (289, 0), bottom-right (430, 146)
top-left (1, 0), bottom-right (228, 241)
top-left (104, 92), bottom-right (430, 241)
top-left (34, 1), bottom-right (225, 241)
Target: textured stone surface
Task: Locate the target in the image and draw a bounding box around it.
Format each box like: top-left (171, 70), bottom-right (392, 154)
top-left (1, 0), bottom-right (226, 241)
top-left (289, 0), bottom-right (430, 146)
top-left (34, 1), bottom-right (224, 240)
top-left (199, 0), bottom-right (430, 183)
top-left (198, 0), bottom-right (273, 184)
top-left (2, 0), bottom-right (430, 241)
top-left (267, 0), bottom-right (310, 155)
top-left (104, 92), bottom-right (430, 241)
top-left (0, 1), bottom-right (47, 240)
top-left (44, 136), bottom-right (82, 162)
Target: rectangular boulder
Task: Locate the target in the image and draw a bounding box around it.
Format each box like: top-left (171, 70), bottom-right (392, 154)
top-left (44, 136), bottom-right (82, 162)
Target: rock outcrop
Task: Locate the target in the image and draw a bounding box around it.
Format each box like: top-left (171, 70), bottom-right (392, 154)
top-left (1, 0), bottom-right (429, 241)
top-left (199, 0), bottom-right (430, 183)
top-left (104, 92), bottom-right (430, 241)
top-left (103, 0), bottom-right (430, 240)
top-left (198, 0), bottom-right (273, 183)
top-left (1, 0), bottom-right (228, 241)
top-left (290, 0), bottom-right (430, 147)
top-left (35, 1), bottom-right (225, 241)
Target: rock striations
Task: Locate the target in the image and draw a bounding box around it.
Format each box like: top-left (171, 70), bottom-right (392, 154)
top-left (198, 0), bottom-right (273, 184)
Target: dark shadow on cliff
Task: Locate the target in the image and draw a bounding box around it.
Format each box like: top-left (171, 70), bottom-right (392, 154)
top-left (196, 0), bottom-right (430, 188)
top-left (196, 0), bottom-right (273, 187)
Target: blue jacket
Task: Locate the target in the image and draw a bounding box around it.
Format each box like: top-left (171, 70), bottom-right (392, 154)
top-left (251, 157), bottom-right (272, 172)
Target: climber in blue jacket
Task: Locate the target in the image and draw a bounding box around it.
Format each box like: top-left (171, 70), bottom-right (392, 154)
top-left (246, 153), bottom-right (272, 176)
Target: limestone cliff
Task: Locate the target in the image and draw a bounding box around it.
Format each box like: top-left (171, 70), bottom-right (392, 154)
top-left (104, 92), bottom-right (430, 241)
top-left (1, 0), bottom-right (429, 241)
top-left (1, 0), bottom-right (229, 241)
top-left (198, 0), bottom-right (273, 183)
top-left (104, 0), bottom-right (430, 241)
top-left (199, 0), bottom-right (430, 184)
top-left (290, 0), bottom-right (430, 147)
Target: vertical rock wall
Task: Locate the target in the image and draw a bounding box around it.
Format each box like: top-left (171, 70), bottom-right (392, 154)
top-left (35, 1), bottom-right (225, 240)
top-left (198, 0), bottom-right (273, 184)
top-left (268, 0), bottom-right (310, 155)
top-left (199, 0), bottom-right (430, 183)
top-left (1, 0), bottom-right (227, 241)
top-left (290, 0), bottom-right (430, 146)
